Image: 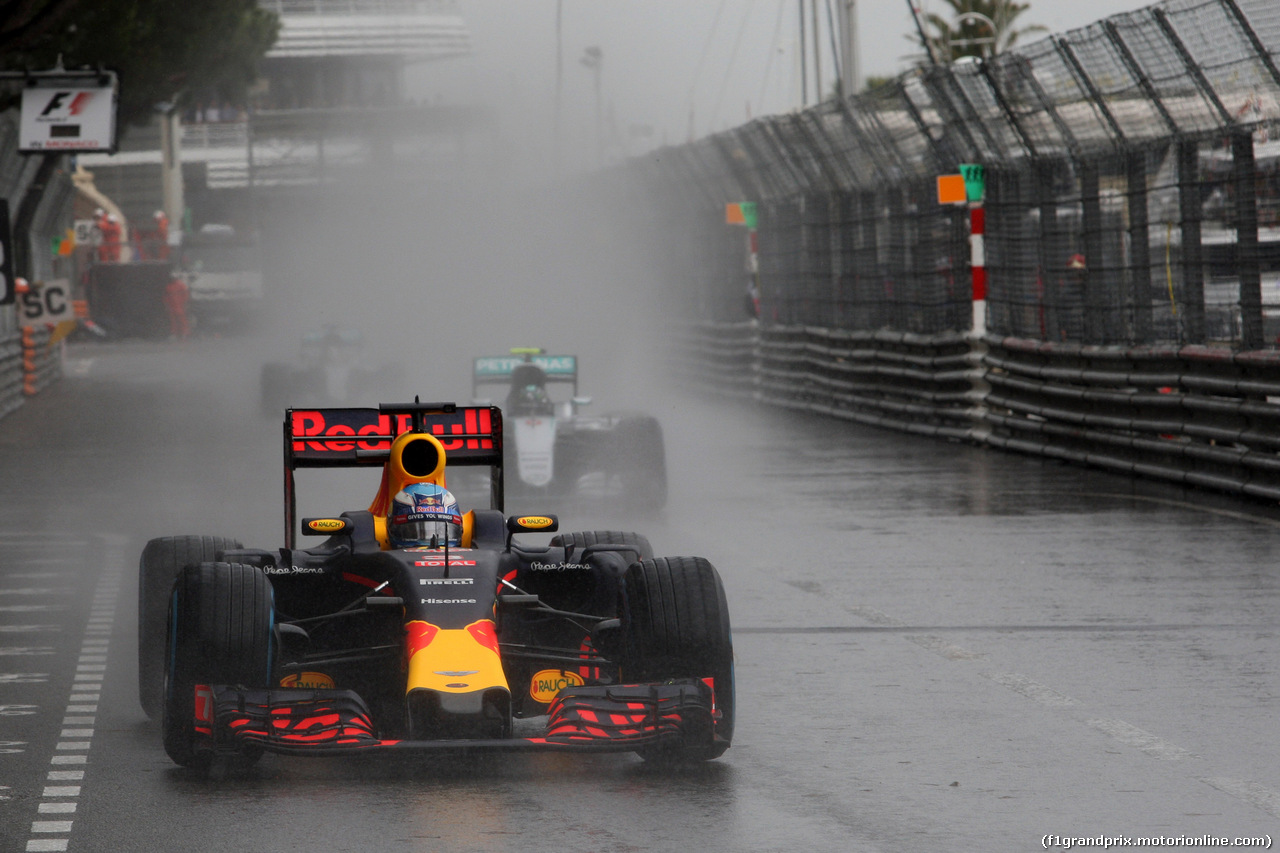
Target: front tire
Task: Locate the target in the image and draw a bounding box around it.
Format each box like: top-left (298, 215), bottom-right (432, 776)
top-left (138, 536), bottom-right (242, 719)
top-left (614, 416), bottom-right (667, 512)
top-left (162, 562), bottom-right (273, 768)
top-left (621, 557), bottom-right (734, 761)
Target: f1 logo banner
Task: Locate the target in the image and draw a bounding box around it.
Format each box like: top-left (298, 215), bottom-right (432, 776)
top-left (0, 200), bottom-right (12, 306)
top-left (19, 73), bottom-right (118, 153)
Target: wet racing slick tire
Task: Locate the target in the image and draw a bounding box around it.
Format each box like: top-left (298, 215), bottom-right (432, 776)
top-left (162, 562), bottom-right (274, 769)
top-left (613, 416), bottom-right (667, 512)
top-left (621, 556), bottom-right (734, 761)
top-left (550, 530), bottom-right (655, 563)
top-left (138, 535), bottom-right (242, 719)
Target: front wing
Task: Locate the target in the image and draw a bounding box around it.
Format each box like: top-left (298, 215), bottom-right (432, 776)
top-left (196, 681), bottom-right (716, 757)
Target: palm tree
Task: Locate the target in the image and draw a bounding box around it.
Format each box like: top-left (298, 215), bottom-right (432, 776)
top-left (922, 0), bottom-right (1046, 62)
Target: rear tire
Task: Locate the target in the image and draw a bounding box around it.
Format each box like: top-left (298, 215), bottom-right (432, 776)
top-left (550, 530), bottom-right (654, 562)
top-left (138, 536), bottom-right (242, 719)
top-left (621, 557), bottom-right (734, 761)
top-left (162, 562), bottom-right (273, 769)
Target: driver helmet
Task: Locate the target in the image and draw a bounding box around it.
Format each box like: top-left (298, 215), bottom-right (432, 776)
top-left (389, 483), bottom-right (462, 548)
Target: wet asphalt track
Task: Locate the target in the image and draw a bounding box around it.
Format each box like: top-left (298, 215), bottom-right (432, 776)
top-left (0, 337), bottom-right (1278, 851)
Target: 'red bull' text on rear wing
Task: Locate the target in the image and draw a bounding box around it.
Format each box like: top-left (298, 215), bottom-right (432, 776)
top-left (284, 401), bottom-right (503, 547)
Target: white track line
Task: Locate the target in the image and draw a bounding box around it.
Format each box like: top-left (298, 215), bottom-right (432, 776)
top-left (1086, 718), bottom-right (1197, 760)
top-left (981, 671), bottom-right (1078, 708)
top-left (1200, 777), bottom-right (1280, 819)
top-left (25, 535), bottom-right (123, 853)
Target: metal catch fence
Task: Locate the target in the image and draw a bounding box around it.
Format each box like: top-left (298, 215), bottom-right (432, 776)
top-left (614, 0), bottom-right (1280, 502)
top-left (625, 0), bottom-right (1280, 351)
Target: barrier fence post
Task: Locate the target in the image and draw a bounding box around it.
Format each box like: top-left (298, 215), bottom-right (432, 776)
top-left (1080, 160), bottom-right (1105, 344)
top-left (1177, 139), bottom-right (1206, 344)
top-left (1127, 149), bottom-right (1153, 344)
top-left (1233, 130), bottom-right (1262, 350)
top-left (970, 201), bottom-right (986, 337)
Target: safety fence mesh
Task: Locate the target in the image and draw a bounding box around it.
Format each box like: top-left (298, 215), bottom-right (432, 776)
top-left (619, 0), bottom-right (1280, 350)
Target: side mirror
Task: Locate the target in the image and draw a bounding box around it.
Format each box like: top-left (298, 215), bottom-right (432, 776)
top-left (506, 514), bottom-right (558, 548)
top-left (300, 517), bottom-right (352, 536)
top-left (507, 514), bottom-right (558, 534)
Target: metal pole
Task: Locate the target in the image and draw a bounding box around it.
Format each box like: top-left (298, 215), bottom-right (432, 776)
top-left (799, 1), bottom-right (808, 106)
top-left (593, 59), bottom-right (602, 167)
top-left (159, 108), bottom-right (184, 228)
top-left (1177, 139), bottom-right (1205, 344)
top-left (555, 0), bottom-right (563, 174)
top-left (970, 196), bottom-right (987, 336)
top-left (1034, 159), bottom-right (1060, 341)
top-left (1233, 130), bottom-right (1262, 349)
top-left (1080, 160), bottom-right (1104, 344)
top-left (1127, 149), bottom-right (1153, 343)
top-left (1102, 21), bottom-right (1178, 136)
top-left (906, 0), bottom-right (936, 65)
top-left (812, 0), bottom-right (823, 101)
top-left (836, 0), bottom-right (861, 97)
top-left (825, 0), bottom-right (843, 96)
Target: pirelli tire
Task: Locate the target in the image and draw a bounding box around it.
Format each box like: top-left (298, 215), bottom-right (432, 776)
top-left (613, 415), bottom-right (667, 512)
top-left (138, 535), bottom-right (242, 719)
top-left (621, 556), bottom-right (734, 761)
top-left (550, 530), bottom-right (654, 563)
top-left (162, 562), bottom-right (274, 769)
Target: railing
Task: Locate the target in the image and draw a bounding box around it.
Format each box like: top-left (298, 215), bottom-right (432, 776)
top-left (259, 0), bottom-right (459, 15)
top-left (676, 321), bottom-right (1280, 501)
top-left (181, 122), bottom-right (249, 152)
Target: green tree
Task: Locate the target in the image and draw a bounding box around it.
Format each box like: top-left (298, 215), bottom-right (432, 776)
top-left (0, 0), bottom-right (279, 125)
top-left (861, 75), bottom-right (897, 94)
top-left (922, 0), bottom-right (1046, 63)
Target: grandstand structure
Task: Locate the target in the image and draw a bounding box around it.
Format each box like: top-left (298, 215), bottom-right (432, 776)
top-left (80, 0), bottom-right (479, 224)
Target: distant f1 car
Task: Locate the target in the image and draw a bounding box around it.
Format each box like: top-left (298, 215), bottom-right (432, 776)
top-left (260, 325), bottom-right (402, 415)
top-left (137, 400), bottom-right (732, 771)
top-left (473, 348), bottom-right (666, 510)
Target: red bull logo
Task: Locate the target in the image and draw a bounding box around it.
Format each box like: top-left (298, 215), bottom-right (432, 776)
top-left (291, 408), bottom-right (494, 454)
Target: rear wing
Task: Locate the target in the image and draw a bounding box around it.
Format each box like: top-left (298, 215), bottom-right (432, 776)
top-left (472, 353), bottom-right (578, 396)
top-left (283, 401), bottom-right (503, 547)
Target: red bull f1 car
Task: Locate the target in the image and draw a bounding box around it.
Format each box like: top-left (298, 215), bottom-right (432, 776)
top-left (472, 349), bottom-right (666, 510)
top-left (137, 401), bottom-right (732, 771)
top-left (260, 325), bottom-right (403, 415)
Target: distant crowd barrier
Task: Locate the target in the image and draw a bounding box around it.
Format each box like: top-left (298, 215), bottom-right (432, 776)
top-left (676, 321), bottom-right (1280, 501)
